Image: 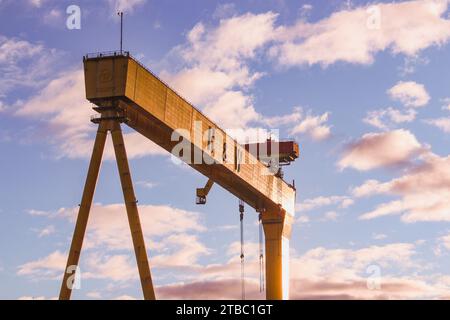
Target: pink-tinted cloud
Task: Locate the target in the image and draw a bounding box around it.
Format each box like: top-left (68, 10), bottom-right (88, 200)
top-left (364, 107), bottom-right (417, 130)
top-left (17, 250), bottom-right (66, 280)
top-left (158, 278), bottom-right (262, 300)
top-left (14, 70), bottom-right (165, 160)
top-left (297, 195), bottom-right (354, 212)
top-left (425, 117), bottom-right (450, 133)
top-left (161, 12), bottom-right (277, 129)
top-left (106, 0), bottom-right (146, 13)
top-left (156, 242), bottom-right (448, 300)
top-left (388, 81), bottom-right (430, 108)
top-left (290, 112), bottom-right (331, 141)
top-left (18, 203), bottom-right (210, 283)
top-left (355, 153), bottom-right (450, 222)
top-left (271, 0), bottom-right (450, 67)
top-left (338, 130), bottom-right (424, 171)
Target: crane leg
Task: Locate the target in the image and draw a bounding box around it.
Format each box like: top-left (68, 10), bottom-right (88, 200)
top-left (262, 208), bottom-right (293, 300)
top-left (59, 121), bottom-right (108, 300)
top-left (111, 121), bottom-right (156, 300)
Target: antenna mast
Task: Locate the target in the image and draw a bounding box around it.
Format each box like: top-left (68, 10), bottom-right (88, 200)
top-left (118, 11), bottom-right (123, 53)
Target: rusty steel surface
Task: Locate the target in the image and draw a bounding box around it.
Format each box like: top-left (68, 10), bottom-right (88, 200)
top-left (83, 53), bottom-right (296, 217)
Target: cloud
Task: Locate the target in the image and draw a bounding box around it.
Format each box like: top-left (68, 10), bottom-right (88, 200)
top-left (28, 209), bottom-right (53, 216)
top-left (294, 243), bottom-right (417, 279)
top-left (18, 296), bottom-right (56, 300)
top-left (300, 4), bottom-right (313, 16)
top-left (351, 179), bottom-right (391, 197)
top-left (114, 294), bottom-right (137, 300)
top-left (19, 203), bottom-right (209, 282)
top-left (372, 233), bottom-right (388, 240)
top-left (0, 35), bottom-right (60, 97)
top-left (202, 91), bottom-right (259, 129)
top-left (270, 0), bottom-right (450, 67)
top-left (290, 112), bottom-right (331, 141)
top-left (17, 250), bottom-right (66, 279)
top-left (161, 66), bottom-right (238, 107)
top-left (14, 70), bottom-right (165, 160)
top-left (43, 8), bottom-right (63, 26)
top-left (156, 241), bottom-right (439, 300)
top-left (360, 200), bottom-right (406, 220)
top-left (160, 12), bottom-right (278, 129)
top-left (8, 12), bottom-right (337, 153)
top-left (364, 81), bottom-right (423, 130)
top-left (179, 12), bottom-right (277, 72)
top-left (262, 107), bottom-right (302, 127)
top-left (355, 153), bottom-right (450, 222)
top-left (213, 3), bottom-right (237, 20)
top-left (158, 5), bottom-right (445, 133)
top-left (37, 225), bottom-right (56, 238)
top-left (297, 215), bottom-right (310, 224)
top-left (338, 129), bottom-right (424, 171)
top-left (261, 107), bottom-right (332, 141)
top-left (157, 278), bottom-right (262, 300)
top-left (287, 242), bottom-right (448, 299)
top-left (157, 276), bottom-right (438, 300)
top-left (54, 204), bottom-right (205, 253)
top-left (296, 195), bottom-right (353, 212)
top-left (151, 233), bottom-right (211, 268)
top-left (136, 181), bottom-right (157, 189)
top-left (159, 12), bottom-right (333, 142)
top-left (321, 211), bottom-right (339, 221)
top-left (364, 107), bottom-right (417, 130)
top-left (84, 254), bottom-right (137, 282)
top-left (86, 291), bottom-right (102, 299)
top-left (9, 2), bottom-right (450, 301)
top-left (18, 221), bottom-right (449, 299)
top-left (442, 98), bottom-right (450, 111)
top-left (387, 81), bottom-right (430, 108)
top-left (156, 242), bottom-right (447, 300)
top-left (439, 233), bottom-right (450, 250)
top-left (425, 117), bottom-right (450, 133)
top-left (107, 0), bottom-right (146, 13)
top-left (28, 0), bottom-right (46, 8)
top-left (398, 54), bottom-right (430, 75)
top-left (164, 1), bottom-right (450, 72)
top-left (290, 277), bottom-right (437, 300)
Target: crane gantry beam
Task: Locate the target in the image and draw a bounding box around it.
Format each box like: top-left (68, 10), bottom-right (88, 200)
top-left (59, 51), bottom-right (296, 300)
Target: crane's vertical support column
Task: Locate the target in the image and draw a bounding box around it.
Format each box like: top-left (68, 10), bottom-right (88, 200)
top-left (110, 121), bottom-right (156, 300)
top-left (262, 208), bottom-right (293, 300)
top-left (59, 122), bottom-right (108, 300)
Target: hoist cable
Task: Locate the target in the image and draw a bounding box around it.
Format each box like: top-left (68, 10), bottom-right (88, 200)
top-left (258, 213), bottom-right (265, 293)
top-left (239, 200), bottom-right (245, 300)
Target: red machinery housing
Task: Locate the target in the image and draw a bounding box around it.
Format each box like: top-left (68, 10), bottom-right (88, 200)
top-left (244, 139), bottom-right (299, 166)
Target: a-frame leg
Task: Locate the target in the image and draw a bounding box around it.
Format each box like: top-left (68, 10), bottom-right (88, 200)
top-left (111, 121), bottom-right (156, 300)
top-left (59, 121), bottom-right (108, 300)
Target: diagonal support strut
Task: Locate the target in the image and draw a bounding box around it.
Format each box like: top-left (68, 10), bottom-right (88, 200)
top-left (110, 121), bottom-right (155, 300)
top-left (59, 119), bottom-right (155, 300)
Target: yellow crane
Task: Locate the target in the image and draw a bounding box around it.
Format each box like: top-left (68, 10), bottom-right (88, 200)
top-left (59, 51), bottom-right (298, 300)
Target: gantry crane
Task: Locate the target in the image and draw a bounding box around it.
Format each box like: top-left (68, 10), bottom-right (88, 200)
top-left (59, 51), bottom-right (298, 300)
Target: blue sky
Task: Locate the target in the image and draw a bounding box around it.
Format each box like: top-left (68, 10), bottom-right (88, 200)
top-left (1, 0), bottom-right (450, 300)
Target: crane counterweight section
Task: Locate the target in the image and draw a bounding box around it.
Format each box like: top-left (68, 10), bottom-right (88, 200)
top-left (244, 139), bottom-right (299, 166)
